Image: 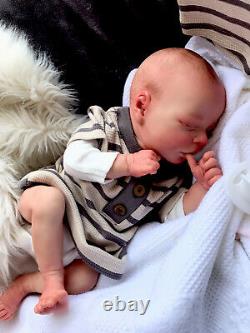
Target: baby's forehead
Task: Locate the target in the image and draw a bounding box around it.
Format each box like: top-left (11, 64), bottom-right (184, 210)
top-left (146, 52), bottom-right (215, 83)
top-left (133, 49), bottom-right (222, 102)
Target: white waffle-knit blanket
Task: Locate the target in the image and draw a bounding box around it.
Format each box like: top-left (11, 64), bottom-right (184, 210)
top-left (1, 36), bottom-right (250, 333)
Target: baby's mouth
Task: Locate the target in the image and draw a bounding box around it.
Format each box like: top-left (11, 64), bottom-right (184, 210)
top-left (178, 152), bottom-right (189, 161)
top-left (182, 146), bottom-right (201, 155)
top-left (180, 151), bottom-right (194, 157)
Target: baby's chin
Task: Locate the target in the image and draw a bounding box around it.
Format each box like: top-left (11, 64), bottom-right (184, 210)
top-left (173, 157), bottom-right (186, 164)
top-left (164, 153), bottom-right (187, 165)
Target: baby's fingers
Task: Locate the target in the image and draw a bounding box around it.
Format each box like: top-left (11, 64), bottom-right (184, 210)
top-left (186, 154), bottom-right (204, 180)
top-left (204, 167), bottom-right (222, 178)
top-left (201, 151), bottom-right (215, 162)
top-left (208, 174), bottom-right (222, 186)
top-left (146, 160), bottom-right (160, 174)
top-left (143, 150), bottom-right (161, 161)
top-left (201, 157), bottom-right (219, 171)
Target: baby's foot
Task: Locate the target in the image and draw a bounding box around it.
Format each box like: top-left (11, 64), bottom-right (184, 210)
top-left (34, 270), bottom-right (67, 314)
top-left (0, 276), bottom-right (28, 320)
top-left (34, 289), bottom-right (67, 314)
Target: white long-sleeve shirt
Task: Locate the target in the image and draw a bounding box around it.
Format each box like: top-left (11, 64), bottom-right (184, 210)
top-left (64, 139), bottom-right (119, 184)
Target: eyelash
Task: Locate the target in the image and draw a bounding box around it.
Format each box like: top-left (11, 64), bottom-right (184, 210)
top-left (180, 122), bottom-right (196, 131)
top-left (186, 126), bottom-right (196, 131)
top-left (180, 121), bottom-right (214, 137)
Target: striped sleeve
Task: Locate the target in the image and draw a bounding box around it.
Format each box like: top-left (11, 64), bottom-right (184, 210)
top-left (177, 0), bottom-right (250, 74)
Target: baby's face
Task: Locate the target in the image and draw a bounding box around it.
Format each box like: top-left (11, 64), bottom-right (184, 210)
top-left (139, 76), bottom-right (225, 164)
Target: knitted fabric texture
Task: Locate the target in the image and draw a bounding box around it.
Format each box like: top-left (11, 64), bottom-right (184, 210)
top-left (178, 0), bottom-right (250, 74)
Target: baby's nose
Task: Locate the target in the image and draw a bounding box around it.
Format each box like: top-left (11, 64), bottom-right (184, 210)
top-left (193, 131), bottom-right (208, 148)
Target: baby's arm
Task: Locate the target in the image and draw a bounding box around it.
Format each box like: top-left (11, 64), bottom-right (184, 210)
top-left (64, 140), bottom-right (160, 183)
top-left (183, 151), bottom-right (222, 215)
top-left (106, 150), bottom-right (160, 179)
top-left (64, 140), bottom-right (118, 183)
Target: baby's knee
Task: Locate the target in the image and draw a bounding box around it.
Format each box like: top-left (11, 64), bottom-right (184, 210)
top-left (18, 188), bottom-right (34, 222)
top-left (64, 260), bottom-right (99, 295)
top-left (18, 186), bottom-right (65, 222)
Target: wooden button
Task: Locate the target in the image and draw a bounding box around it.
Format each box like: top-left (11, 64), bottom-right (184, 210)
top-left (113, 203), bottom-right (127, 216)
top-left (133, 184), bottom-right (146, 197)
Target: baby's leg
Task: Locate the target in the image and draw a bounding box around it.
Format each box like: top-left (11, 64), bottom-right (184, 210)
top-left (0, 260), bottom-right (99, 320)
top-left (18, 185), bottom-right (66, 314)
top-left (64, 259), bottom-right (99, 295)
top-left (0, 272), bottom-right (42, 320)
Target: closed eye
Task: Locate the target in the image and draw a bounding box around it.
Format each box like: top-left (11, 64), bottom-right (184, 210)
top-left (179, 120), bottom-right (197, 131)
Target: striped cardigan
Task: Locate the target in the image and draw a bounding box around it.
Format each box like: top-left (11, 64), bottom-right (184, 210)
top-left (178, 0), bottom-right (250, 75)
top-left (20, 106), bottom-right (191, 279)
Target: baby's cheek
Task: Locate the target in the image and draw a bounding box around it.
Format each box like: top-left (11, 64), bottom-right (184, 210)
top-left (178, 133), bottom-right (193, 146)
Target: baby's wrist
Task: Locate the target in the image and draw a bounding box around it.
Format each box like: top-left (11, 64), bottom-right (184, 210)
top-left (193, 181), bottom-right (208, 194)
top-left (183, 181), bottom-right (207, 214)
top-left (125, 153), bottom-right (134, 177)
top-left (106, 153), bottom-right (130, 179)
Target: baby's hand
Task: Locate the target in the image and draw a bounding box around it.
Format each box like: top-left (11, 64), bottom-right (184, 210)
top-left (186, 151), bottom-right (222, 190)
top-left (126, 150), bottom-right (161, 177)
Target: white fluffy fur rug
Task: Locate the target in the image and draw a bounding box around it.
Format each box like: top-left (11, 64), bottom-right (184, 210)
top-left (0, 23), bottom-right (84, 289)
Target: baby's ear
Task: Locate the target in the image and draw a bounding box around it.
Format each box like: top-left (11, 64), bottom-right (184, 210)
top-left (135, 90), bottom-right (151, 116)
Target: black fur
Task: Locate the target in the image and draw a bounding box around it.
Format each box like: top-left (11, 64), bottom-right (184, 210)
top-left (0, 0), bottom-right (188, 113)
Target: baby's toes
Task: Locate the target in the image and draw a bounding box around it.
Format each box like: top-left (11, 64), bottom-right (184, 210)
top-left (0, 309), bottom-right (8, 319)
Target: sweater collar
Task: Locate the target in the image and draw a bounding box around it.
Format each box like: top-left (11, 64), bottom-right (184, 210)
top-left (117, 107), bottom-right (141, 153)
